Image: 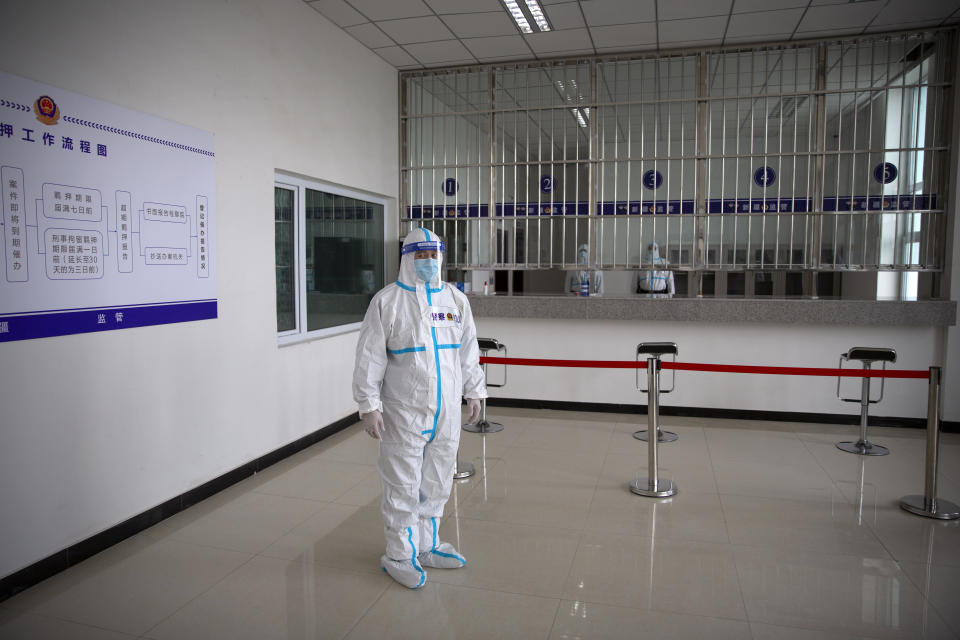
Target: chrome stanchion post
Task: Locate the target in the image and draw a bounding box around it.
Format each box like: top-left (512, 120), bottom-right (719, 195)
top-left (463, 338), bottom-right (505, 434)
top-left (901, 367), bottom-right (960, 519)
top-left (836, 347), bottom-right (892, 456)
top-left (453, 454), bottom-right (474, 480)
top-left (453, 401), bottom-right (476, 479)
top-left (631, 342), bottom-right (678, 498)
top-left (633, 346), bottom-right (678, 443)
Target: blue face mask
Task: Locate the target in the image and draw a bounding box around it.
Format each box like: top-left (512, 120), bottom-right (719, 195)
top-left (414, 258), bottom-right (439, 282)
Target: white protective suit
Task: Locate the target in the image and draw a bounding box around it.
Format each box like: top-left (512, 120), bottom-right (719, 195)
top-left (636, 242), bottom-right (675, 296)
top-left (566, 244), bottom-right (604, 296)
top-left (353, 228), bottom-right (487, 588)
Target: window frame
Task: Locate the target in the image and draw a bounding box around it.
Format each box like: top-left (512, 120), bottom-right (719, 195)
top-left (275, 172), bottom-right (388, 345)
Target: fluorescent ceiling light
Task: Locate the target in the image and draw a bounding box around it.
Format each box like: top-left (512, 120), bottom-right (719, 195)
top-left (571, 107), bottom-right (589, 128)
top-left (503, 0), bottom-right (551, 34)
top-left (524, 0), bottom-right (551, 32)
top-left (503, 0), bottom-right (533, 33)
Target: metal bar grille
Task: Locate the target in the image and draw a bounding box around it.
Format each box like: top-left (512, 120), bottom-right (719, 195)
top-left (400, 31), bottom-right (952, 276)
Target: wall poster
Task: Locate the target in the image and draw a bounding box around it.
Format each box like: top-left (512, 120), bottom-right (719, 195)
top-left (0, 71), bottom-right (216, 342)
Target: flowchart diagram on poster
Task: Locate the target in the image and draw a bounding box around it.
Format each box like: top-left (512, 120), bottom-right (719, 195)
top-left (0, 70), bottom-right (217, 342)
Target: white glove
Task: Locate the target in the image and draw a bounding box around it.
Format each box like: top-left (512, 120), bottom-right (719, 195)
top-left (361, 410), bottom-right (384, 439)
top-left (466, 398), bottom-right (481, 424)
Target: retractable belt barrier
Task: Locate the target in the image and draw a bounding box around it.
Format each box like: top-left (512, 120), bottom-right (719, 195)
top-left (478, 356), bottom-right (929, 379)
top-left (476, 354), bottom-right (956, 520)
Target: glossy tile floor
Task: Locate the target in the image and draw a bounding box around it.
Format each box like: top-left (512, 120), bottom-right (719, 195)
top-left (2, 407), bottom-right (960, 639)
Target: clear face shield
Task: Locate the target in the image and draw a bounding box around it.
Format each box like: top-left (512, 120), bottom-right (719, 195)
top-left (401, 236), bottom-right (446, 282)
top-left (647, 242), bottom-right (661, 264)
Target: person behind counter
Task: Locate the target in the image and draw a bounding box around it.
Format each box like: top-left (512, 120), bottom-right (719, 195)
top-left (636, 241), bottom-right (675, 297)
top-left (566, 243), bottom-right (604, 296)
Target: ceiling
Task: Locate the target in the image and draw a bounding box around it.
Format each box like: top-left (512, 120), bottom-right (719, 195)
top-left (304, 0), bottom-right (960, 70)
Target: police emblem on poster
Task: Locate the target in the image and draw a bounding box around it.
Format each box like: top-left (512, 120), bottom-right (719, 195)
top-left (33, 95), bottom-right (60, 125)
top-left (874, 162), bottom-right (897, 184)
top-left (754, 166), bottom-right (776, 188)
top-left (642, 169), bottom-right (662, 190)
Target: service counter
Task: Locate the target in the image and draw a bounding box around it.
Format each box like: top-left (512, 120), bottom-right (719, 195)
top-left (467, 294), bottom-right (957, 327)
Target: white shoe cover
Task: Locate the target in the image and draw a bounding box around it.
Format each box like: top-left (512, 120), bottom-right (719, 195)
top-left (418, 542), bottom-right (466, 569)
top-left (381, 554), bottom-right (427, 589)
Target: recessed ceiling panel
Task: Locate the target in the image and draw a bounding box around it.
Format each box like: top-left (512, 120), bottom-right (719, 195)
top-left (463, 35), bottom-right (532, 58)
top-left (525, 28), bottom-right (593, 53)
top-left (726, 9), bottom-right (804, 39)
top-left (345, 22), bottom-right (394, 48)
top-left (307, 0), bottom-right (366, 27)
top-left (443, 11), bottom-right (519, 38)
top-left (581, 0), bottom-right (656, 27)
top-left (405, 39), bottom-right (476, 63)
top-left (348, 0), bottom-right (432, 21)
top-left (378, 16), bottom-right (455, 44)
top-left (659, 16), bottom-right (727, 43)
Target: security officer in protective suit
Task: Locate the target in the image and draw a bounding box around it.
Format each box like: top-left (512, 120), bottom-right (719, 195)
top-left (565, 243), bottom-right (604, 296)
top-left (636, 241), bottom-right (675, 297)
top-left (353, 228), bottom-right (486, 589)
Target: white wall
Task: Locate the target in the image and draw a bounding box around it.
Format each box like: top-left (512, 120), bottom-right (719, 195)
top-left (475, 317), bottom-right (944, 420)
top-left (0, 0), bottom-right (397, 580)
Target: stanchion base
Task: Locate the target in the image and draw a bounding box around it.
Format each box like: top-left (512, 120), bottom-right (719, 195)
top-left (900, 495), bottom-right (960, 520)
top-left (629, 477), bottom-right (678, 498)
top-left (633, 429), bottom-right (679, 443)
top-left (836, 441), bottom-right (889, 456)
top-left (453, 461), bottom-right (475, 480)
top-left (463, 420), bottom-right (504, 434)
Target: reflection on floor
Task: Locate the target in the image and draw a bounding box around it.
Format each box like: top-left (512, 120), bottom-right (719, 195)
top-left (2, 407), bottom-right (959, 639)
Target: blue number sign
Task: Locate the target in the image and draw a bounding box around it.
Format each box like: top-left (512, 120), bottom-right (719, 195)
top-left (642, 169), bottom-right (663, 190)
top-left (754, 166), bottom-right (776, 188)
top-left (540, 174), bottom-right (554, 193)
top-left (443, 178), bottom-right (458, 196)
top-left (874, 162), bottom-right (897, 184)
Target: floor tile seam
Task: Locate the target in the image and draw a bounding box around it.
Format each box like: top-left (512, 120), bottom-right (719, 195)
top-left (156, 504), bottom-right (327, 557)
top-left (727, 540), bottom-right (914, 565)
top-left (548, 594), bottom-right (751, 624)
top-left (435, 578), bottom-right (565, 603)
top-left (699, 422), bottom-right (729, 539)
top-left (557, 596), bottom-right (755, 625)
top-left (249, 487), bottom-right (340, 503)
top-left (452, 513), bottom-right (589, 536)
top-left (336, 577), bottom-right (393, 640)
top-left (723, 539), bottom-right (894, 562)
top-left (400, 575), bottom-right (566, 605)
top-left (328, 466), bottom-right (382, 503)
top-left (744, 620), bottom-right (880, 640)
top-left (448, 457), bottom-right (507, 502)
top-left (745, 614), bottom-right (943, 640)
top-left (890, 560), bottom-right (960, 638)
top-left (707, 432), bottom-right (752, 626)
top-left (544, 597), bottom-right (563, 640)
top-left (186, 491), bottom-right (333, 525)
top-left (251, 551), bottom-right (386, 577)
top-left (715, 492), bottom-right (886, 519)
top-left (4, 608), bottom-right (142, 638)
top-left (138, 551), bottom-right (259, 638)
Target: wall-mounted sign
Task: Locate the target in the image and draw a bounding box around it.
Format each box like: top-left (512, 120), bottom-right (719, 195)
top-left (442, 178), bottom-right (458, 196)
top-left (642, 169), bottom-right (662, 190)
top-left (874, 162), bottom-right (897, 184)
top-left (0, 70), bottom-right (216, 342)
top-left (540, 174), bottom-right (554, 193)
top-left (754, 166), bottom-right (776, 188)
